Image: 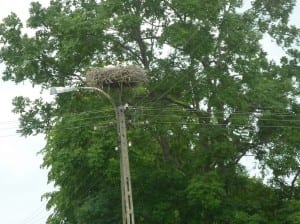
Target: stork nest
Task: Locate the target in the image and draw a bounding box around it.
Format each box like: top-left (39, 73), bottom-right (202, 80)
top-left (86, 65), bottom-right (147, 88)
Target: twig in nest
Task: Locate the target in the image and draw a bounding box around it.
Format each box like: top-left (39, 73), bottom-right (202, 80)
top-left (86, 65), bottom-right (147, 89)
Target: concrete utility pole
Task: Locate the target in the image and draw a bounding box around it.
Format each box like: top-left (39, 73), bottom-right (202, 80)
top-left (51, 65), bottom-right (146, 224)
top-left (117, 105), bottom-right (135, 224)
top-left (50, 87), bottom-right (136, 224)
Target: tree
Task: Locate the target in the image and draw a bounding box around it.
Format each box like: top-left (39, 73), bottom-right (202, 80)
top-left (1, 0), bottom-right (300, 223)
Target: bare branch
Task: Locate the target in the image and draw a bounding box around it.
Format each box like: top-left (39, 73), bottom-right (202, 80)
top-left (291, 169), bottom-right (300, 188)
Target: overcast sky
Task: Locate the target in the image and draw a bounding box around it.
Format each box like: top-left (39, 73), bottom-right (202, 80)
top-left (0, 1), bottom-right (299, 224)
top-left (0, 1), bottom-right (51, 224)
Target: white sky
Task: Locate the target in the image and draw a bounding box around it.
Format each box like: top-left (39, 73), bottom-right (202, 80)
top-left (0, 1), bottom-right (51, 224)
top-left (0, 1), bottom-right (299, 224)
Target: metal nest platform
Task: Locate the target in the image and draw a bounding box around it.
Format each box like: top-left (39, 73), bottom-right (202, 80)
top-left (86, 65), bottom-right (147, 88)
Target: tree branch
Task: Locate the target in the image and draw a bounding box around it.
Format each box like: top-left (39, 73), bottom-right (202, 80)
top-left (164, 95), bottom-right (194, 110)
top-left (291, 169), bottom-right (300, 189)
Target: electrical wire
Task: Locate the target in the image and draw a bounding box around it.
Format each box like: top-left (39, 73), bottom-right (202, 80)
top-left (126, 112), bottom-right (300, 121)
top-left (128, 106), bottom-right (300, 115)
top-left (0, 111), bottom-right (297, 132)
top-left (0, 120), bottom-right (19, 125)
top-left (141, 121), bottom-right (300, 129)
top-left (19, 201), bottom-right (48, 224)
top-left (1, 107), bottom-right (300, 139)
top-left (127, 107), bottom-right (300, 130)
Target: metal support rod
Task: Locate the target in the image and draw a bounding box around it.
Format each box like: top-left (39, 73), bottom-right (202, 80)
top-left (117, 105), bottom-right (135, 224)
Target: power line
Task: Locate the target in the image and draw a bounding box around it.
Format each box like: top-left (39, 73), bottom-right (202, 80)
top-left (0, 109), bottom-right (298, 131)
top-left (127, 112), bottom-right (300, 120)
top-left (19, 201), bottom-right (48, 224)
top-left (1, 109), bottom-right (300, 138)
top-left (128, 106), bottom-right (300, 115)
top-left (131, 120), bottom-right (300, 129)
top-left (0, 120), bottom-right (19, 125)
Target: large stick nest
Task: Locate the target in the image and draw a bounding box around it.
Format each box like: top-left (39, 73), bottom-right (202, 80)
top-left (86, 65), bottom-right (147, 88)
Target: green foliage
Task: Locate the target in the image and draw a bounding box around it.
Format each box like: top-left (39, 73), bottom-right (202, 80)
top-left (2, 0), bottom-right (300, 223)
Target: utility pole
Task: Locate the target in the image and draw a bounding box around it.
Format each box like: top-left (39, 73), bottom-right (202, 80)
top-left (52, 65), bottom-right (146, 224)
top-left (117, 105), bottom-right (135, 224)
